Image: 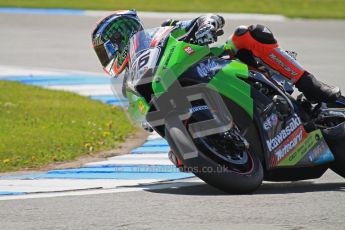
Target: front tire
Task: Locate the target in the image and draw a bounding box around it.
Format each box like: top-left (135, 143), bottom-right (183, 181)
top-left (165, 124), bottom-right (264, 194)
top-left (193, 148), bottom-right (264, 194)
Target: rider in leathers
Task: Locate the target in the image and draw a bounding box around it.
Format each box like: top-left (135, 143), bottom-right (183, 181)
top-left (160, 15), bottom-right (340, 102)
top-left (92, 10), bottom-right (340, 103)
top-left (92, 10), bottom-right (341, 167)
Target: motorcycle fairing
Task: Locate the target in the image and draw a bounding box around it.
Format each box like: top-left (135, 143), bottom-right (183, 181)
top-left (127, 28), bottom-right (255, 125)
top-left (126, 27), bottom-right (177, 124)
top-left (277, 129), bottom-right (334, 167)
top-left (152, 35), bottom-right (210, 96)
top-left (255, 97), bottom-right (334, 169)
top-left (125, 27), bottom-right (335, 171)
top-left (207, 60), bottom-right (253, 118)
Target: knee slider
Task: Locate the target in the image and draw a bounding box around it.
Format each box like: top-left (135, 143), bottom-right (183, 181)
top-left (248, 24), bottom-right (277, 44)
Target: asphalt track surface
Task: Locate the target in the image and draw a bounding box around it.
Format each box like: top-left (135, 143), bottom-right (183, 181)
top-left (1, 12), bottom-right (345, 230)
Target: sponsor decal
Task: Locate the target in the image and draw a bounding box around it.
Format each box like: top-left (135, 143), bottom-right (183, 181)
top-left (263, 113), bottom-right (278, 130)
top-left (138, 100), bottom-right (146, 114)
top-left (308, 141), bottom-right (334, 165)
top-left (277, 129), bottom-right (334, 167)
top-left (184, 46), bottom-right (195, 55)
top-left (163, 46), bottom-right (175, 68)
top-left (277, 48), bottom-right (302, 70)
top-left (262, 27), bottom-right (272, 34)
top-left (269, 52), bottom-right (298, 76)
top-left (196, 59), bottom-right (219, 78)
top-left (266, 116), bottom-right (302, 152)
top-left (190, 105), bottom-right (209, 113)
top-left (275, 129), bottom-right (303, 161)
top-left (308, 142), bottom-right (324, 162)
top-left (288, 151), bottom-right (298, 162)
top-left (270, 126), bottom-right (307, 167)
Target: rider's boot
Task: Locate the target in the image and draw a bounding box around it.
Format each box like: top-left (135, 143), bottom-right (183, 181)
top-left (295, 72), bottom-right (341, 103)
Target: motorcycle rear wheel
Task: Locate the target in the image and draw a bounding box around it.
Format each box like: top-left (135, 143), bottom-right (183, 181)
top-left (323, 122), bottom-right (345, 178)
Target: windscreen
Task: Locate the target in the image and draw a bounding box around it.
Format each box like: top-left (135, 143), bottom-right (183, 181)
top-left (128, 27), bottom-right (173, 86)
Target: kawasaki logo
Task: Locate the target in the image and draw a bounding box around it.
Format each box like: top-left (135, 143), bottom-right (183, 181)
top-left (266, 116), bottom-right (302, 151)
top-left (197, 59), bottom-right (218, 78)
top-left (275, 129), bottom-right (303, 161)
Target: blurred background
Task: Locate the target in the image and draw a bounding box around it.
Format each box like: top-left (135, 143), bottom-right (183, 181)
top-left (1, 0), bottom-right (345, 82)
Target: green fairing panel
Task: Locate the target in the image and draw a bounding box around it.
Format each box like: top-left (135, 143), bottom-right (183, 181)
top-left (210, 45), bottom-right (225, 57)
top-left (152, 36), bottom-right (210, 96)
top-left (224, 38), bottom-right (238, 53)
top-left (170, 27), bottom-right (187, 38)
top-left (207, 60), bottom-right (253, 118)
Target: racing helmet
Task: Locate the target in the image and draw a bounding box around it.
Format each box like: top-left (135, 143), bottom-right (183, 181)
top-left (92, 10), bottom-right (143, 77)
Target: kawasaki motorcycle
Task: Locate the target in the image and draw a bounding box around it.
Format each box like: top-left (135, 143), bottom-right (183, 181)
top-left (115, 26), bottom-right (345, 193)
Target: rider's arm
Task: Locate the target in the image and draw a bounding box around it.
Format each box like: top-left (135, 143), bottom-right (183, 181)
top-left (225, 25), bottom-right (304, 81)
top-left (162, 14), bottom-right (225, 46)
top-left (161, 18), bottom-right (197, 39)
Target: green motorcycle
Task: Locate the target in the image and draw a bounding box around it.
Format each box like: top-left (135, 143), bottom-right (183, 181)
top-left (117, 26), bottom-right (345, 193)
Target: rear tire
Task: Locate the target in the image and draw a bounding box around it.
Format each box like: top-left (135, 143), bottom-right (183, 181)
top-left (331, 155), bottom-right (345, 178)
top-left (322, 122), bottom-right (345, 178)
top-left (328, 143), bottom-right (345, 178)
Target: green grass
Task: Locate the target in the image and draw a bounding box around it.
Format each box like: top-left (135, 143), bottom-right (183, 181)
top-left (0, 81), bottom-right (135, 172)
top-left (0, 0), bottom-right (345, 19)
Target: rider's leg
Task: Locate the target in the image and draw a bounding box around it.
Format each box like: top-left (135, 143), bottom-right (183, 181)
top-left (230, 24), bottom-right (340, 102)
top-left (295, 71), bottom-right (341, 102)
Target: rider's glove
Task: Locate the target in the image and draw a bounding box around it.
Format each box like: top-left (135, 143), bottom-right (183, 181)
top-left (195, 14), bottom-right (225, 45)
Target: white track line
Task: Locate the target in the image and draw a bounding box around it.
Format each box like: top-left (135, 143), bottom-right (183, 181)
top-left (147, 132), bottom-right (164, 140)
top-left (86, 153), bottom-right (172, 167)
top-left (0, 178), bottom-right (203, 201)
top-left (0, 66), bottom-right (62, 77)
top-left (45, 85), bottom-right (113, 96)
top-left (0, 178), bottom-right (168, 193)
top-left (0, 65), bottom-right (105, 77)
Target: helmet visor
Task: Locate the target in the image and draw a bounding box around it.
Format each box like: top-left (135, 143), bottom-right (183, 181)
top-left (94, 40), bottom-right (117, 68)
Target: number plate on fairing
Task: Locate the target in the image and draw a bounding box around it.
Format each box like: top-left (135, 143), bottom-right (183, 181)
top-left (129, 47), bottom-right (161, 85)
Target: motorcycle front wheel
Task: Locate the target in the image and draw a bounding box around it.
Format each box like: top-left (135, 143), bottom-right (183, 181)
top-left (165, 109), bottom-right (264, 194)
